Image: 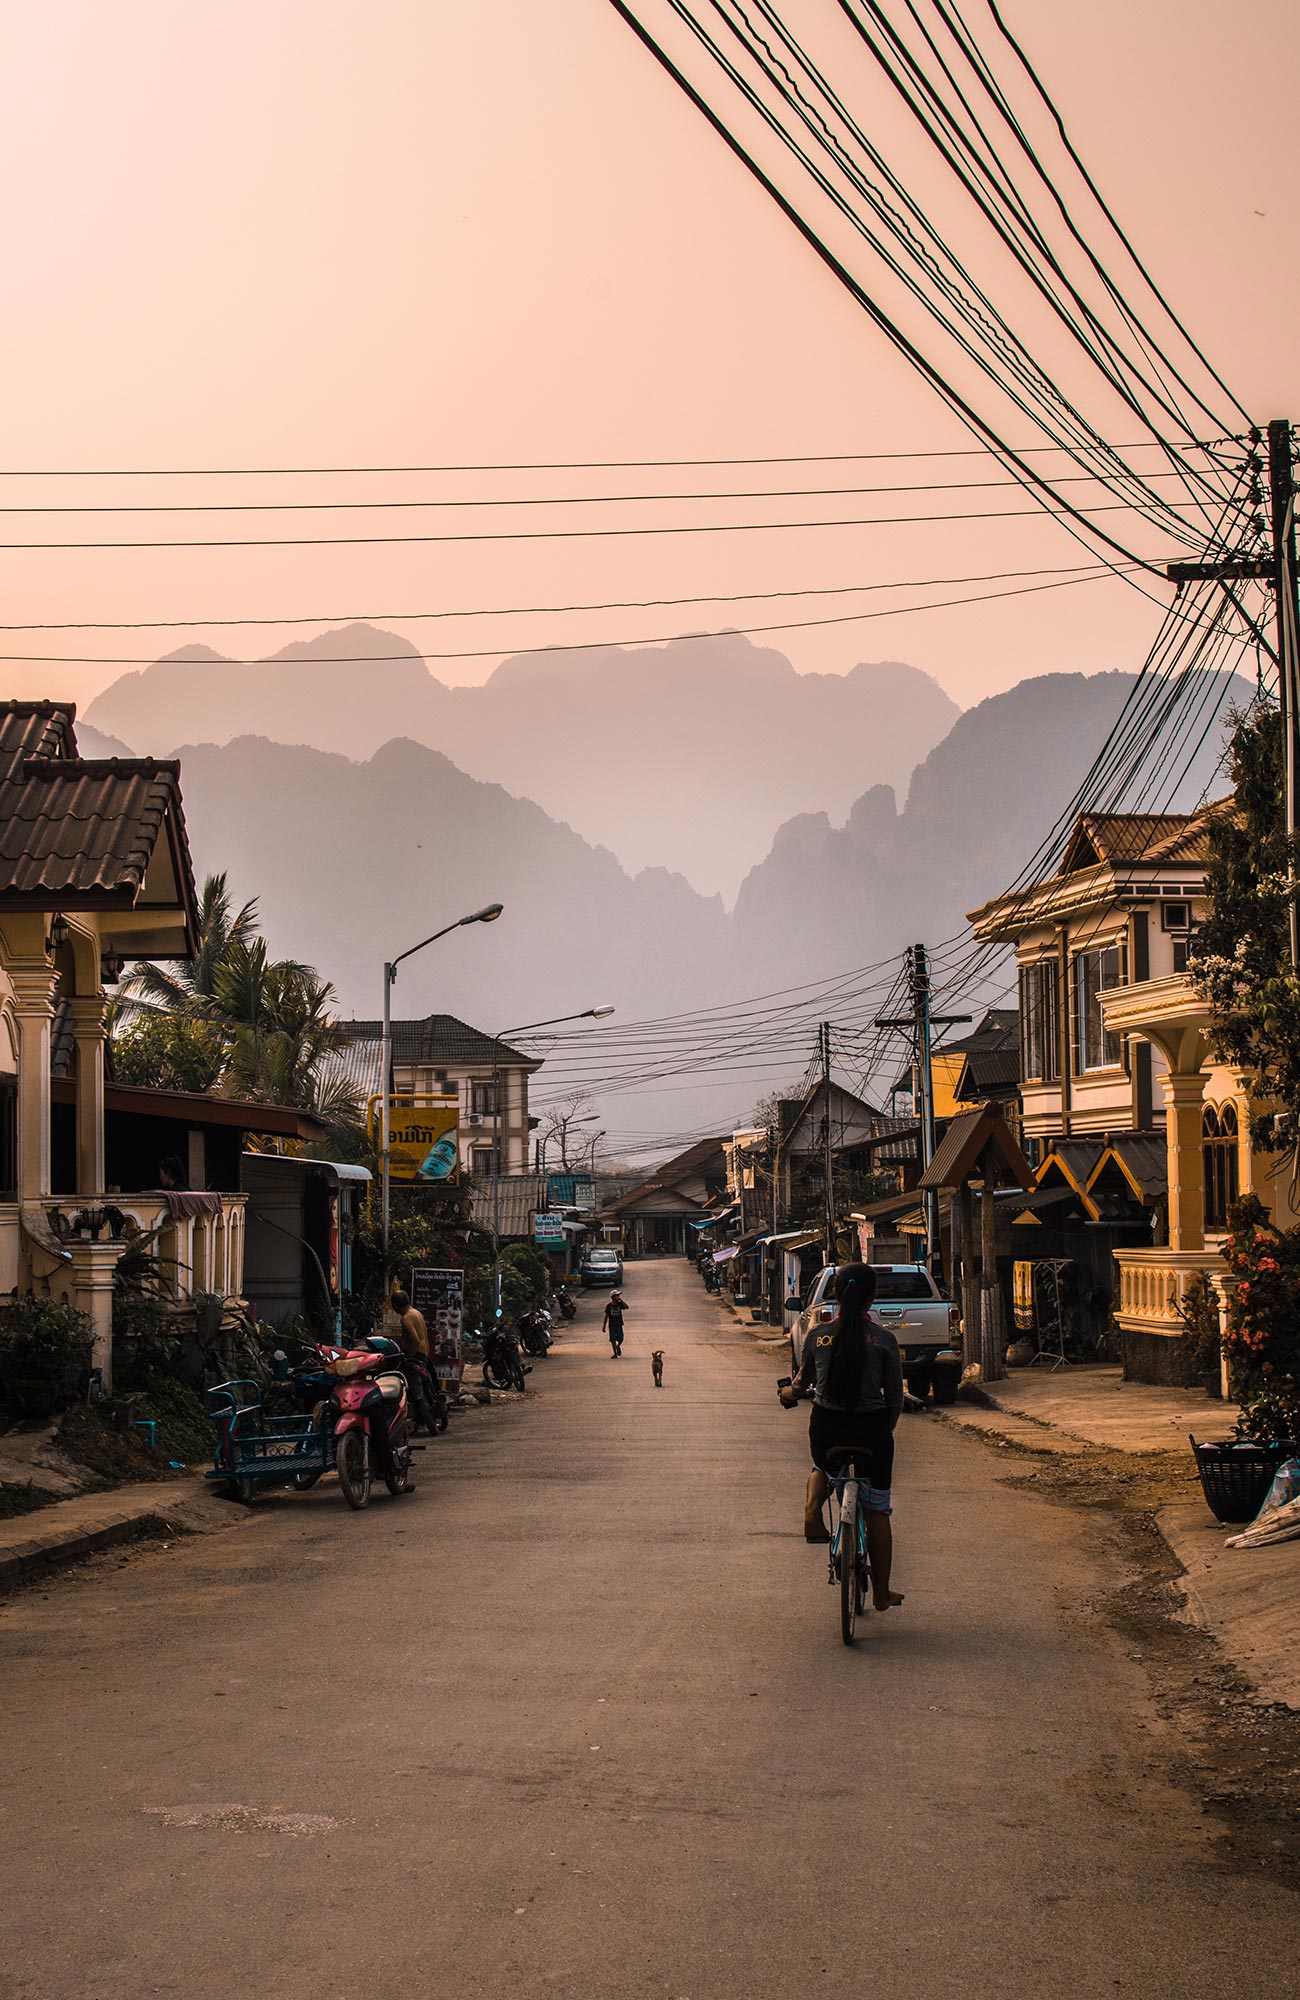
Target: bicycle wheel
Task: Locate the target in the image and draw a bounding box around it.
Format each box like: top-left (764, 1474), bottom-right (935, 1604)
top-left (839, 1476), bottom-right (859, 1645)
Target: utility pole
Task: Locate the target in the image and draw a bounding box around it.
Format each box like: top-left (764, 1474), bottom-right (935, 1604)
top-left (820, 1020), bottom-right (835, 1263)
top-left (876, 946), bottom-right (968, 1278)
top-left (1167, 418), bottom-right (1299, 967)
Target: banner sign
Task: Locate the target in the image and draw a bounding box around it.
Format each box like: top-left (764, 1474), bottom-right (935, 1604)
top-left (534, 1211), bottom-right (566, 1245)
top-left (547, 1173), bottom-right (595, 1213)
top-left (368, 1095), bottom-right (460, 1182)
top-left (410, 1267), bottom-right (464, 1383)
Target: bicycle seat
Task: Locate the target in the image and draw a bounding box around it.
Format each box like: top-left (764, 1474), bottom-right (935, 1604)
top-left (823, 1445), bottom-right (875, 1470)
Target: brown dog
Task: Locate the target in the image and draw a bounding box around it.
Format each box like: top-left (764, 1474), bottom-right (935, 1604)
top-left (651, 1349), bottom-right (664, 1388)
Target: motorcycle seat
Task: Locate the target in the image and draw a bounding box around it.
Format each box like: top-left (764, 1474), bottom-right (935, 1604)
top-left (375, 1373), bottom-right (406, 1401)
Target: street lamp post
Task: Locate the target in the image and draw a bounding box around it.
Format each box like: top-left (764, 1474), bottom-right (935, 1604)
top-left (380, 903), bottom-right (503, 1272)
top-left (491, 1006), bottom-right (614, 1319)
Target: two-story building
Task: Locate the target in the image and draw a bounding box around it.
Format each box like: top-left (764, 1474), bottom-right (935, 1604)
top-left (333, 1013), bottom-right (542, 1178)
top-left (968, 803), bottom-right (1273, 1379)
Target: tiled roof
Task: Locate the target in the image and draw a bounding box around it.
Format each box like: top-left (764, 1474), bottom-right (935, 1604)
top-left (1058, 802), bottom-right (1226, 877)
top-left (0, 700), bottom-right (195, 915)
top-left (341, 1013), bottom-right (540, 1071)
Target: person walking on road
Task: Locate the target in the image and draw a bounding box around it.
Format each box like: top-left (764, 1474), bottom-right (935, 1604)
top-left (603, 1290), bottom-right (627, 1357)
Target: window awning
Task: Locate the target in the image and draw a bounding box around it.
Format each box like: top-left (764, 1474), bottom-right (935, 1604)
top-left (712, 1246), bottom-right (739, 1264)
top-left (756, 1229), bottom-right (822, 1251)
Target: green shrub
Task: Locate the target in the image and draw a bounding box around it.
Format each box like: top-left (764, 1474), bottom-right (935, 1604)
top-left (136, 1377), bottom-right (213, 1464)
top-left (0, 1296), bottom-right (93, 1417)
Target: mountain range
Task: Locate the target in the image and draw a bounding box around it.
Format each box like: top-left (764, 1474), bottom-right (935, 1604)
top-left (82, 626), bottom-right (959, 899)
top-left (76, 659), bottom-right (1249, 1147)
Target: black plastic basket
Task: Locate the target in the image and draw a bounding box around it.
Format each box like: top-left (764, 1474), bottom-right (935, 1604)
top-left (1190, 1435), bottom-right (1297, 1524)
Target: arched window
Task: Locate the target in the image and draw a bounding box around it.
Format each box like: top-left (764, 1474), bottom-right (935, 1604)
top-left (1203, 1103), bottom-right (1239, 1231)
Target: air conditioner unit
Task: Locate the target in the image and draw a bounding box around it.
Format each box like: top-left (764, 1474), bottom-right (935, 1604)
top-left (1161, 901), bottom-right (1193, 933)
top-left (465, 1112), bottom-right (484, 1127)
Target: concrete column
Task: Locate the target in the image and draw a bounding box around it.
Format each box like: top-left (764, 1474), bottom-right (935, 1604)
top-left (70, 1239), bottom-right (125, 1396)
top-left (1161, 1071), bottom-right (1207, 1251)
top-left (69, 995), bottom-right (107, 1196)
top-left (9, 963), bottom-right (58, 1201)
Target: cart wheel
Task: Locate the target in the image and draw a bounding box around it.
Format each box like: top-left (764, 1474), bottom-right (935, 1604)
top-left (222, 1476), bottom-right (259, 1506)
top-left (292, 1470), bottom-right (322, 1491)
top-left (336, 1430), bottom-right (371, 1510)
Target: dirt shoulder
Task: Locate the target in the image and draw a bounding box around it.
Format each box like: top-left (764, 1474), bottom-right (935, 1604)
top-left (934, 1405), bottom-right (1300, 1884)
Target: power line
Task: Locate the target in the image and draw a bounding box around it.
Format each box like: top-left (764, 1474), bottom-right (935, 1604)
top-left (0, 494), bottom-right (1180, 552)
top-left (0, 438), bottom-right (1238, 477)
top-left (0, 564), bottom-right (1137, 665)
top-left (0, 557), bottom-right (1130, 632)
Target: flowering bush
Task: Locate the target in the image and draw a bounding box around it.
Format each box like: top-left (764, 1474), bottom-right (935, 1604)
top-left (1222, 1194), bottom-right (1300, 1439)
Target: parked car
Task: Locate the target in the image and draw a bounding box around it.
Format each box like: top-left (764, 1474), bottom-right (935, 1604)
top-left (788, 1263), bottom-right (962, 1404)
top-left (580, 1246), bottom-right (624, 1288)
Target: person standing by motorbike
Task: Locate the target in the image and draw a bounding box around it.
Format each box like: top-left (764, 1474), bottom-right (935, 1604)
top-left (391, 1288), bottom-right (439, 1435)
top-left (603, 1289), bottom-right (627, 1357)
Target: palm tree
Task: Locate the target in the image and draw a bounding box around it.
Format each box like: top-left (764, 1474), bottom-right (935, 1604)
top-left (118, 872), bottom-right (261, 1012)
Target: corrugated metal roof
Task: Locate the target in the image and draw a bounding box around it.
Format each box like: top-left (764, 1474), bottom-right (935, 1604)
top-left (468, 1173), bottom-right (548, 1238)
top-left (340, 1013), bottom-right (540, 1071)
top-left (0, 702), bottom-right (196, 920)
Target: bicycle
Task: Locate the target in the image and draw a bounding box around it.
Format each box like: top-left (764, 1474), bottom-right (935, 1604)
top-left (825, 1446), bottom-right (871, 1646)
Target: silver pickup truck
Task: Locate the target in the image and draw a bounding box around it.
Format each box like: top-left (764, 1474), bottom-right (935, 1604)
top-left (788, 1263), bottom-right (963, 1404)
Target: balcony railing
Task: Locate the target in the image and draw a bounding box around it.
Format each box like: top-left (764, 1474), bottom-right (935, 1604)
top-left (1113, 1247), bottom-right (1226, 1337)
top-left (43, 1193), bottom-right (247, 1304)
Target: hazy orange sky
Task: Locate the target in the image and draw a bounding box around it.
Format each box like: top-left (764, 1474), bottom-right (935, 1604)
top-left (1, 0), bottom-right (1296, 716)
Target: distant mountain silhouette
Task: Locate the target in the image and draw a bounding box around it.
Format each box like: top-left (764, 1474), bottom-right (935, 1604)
top-left (727, 668), bottom-right (1250, 974)
top-left (83, 626), bottom-right (958, 900)
top-left (118, 669), bottom-right (1245, 1149)
top-left (170, 733), bottom-right (726, 1033)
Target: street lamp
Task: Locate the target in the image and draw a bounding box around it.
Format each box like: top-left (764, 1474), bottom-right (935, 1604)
top-left (381, 903), bottom-right (503, 1266)
top-left (491, 1005), bottom-right (614, 1317)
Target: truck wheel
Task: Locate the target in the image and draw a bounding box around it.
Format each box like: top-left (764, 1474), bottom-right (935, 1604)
top-left (905, 1366), bottom-right (932, 1402)
top-left (930, 1364), bottom-right (961, 1406)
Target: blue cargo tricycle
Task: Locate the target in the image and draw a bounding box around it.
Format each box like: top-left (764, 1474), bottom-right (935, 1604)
top-left (205, 1378), bottom-right (335, 1504)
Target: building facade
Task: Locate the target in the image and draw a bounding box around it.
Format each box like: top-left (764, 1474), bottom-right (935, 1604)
top-left (333, 1013), bottom-right (542, 1178)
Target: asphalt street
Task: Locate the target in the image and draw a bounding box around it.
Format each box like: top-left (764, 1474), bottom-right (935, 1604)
top-left (2, 1259), bottom-right (1296, 1998)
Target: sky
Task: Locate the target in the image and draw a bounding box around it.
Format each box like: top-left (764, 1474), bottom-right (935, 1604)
top-left (1, 0), bottom-right (1297, 718)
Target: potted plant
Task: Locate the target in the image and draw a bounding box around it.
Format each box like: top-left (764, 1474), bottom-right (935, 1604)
top-left (1191, 1196), bottom-right (1300, 1522)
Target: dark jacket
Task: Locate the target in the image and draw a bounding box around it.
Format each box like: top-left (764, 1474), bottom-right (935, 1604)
top-left (795, 1312), bottom-right (904, 1416)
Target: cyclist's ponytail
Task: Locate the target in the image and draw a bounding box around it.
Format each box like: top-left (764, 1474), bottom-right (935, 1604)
top-left (825, 1262), bottom-right (878, 1405)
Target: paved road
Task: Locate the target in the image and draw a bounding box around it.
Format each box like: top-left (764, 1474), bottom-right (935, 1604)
top-left (2, 1261), bottom-right (1296, 1997)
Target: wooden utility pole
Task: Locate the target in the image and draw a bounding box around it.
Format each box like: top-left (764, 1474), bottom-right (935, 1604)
top-left (877, 946), bottom-right (967, 1279)
top-left (1168, 419), bottom-right (1300, 967)
top-left (959, 1178), bottom-right (979, 1370)
top-left (820, 1020), bottom-right (835, 1263)
top-left (979, 1145), bottom-right (1005, 1381)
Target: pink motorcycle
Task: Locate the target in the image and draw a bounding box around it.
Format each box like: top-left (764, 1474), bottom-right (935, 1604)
top-left (327, 1336), bottom-right (415, 1510)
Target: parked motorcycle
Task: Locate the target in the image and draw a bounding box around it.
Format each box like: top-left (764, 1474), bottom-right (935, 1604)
top-left (329, 1335), bottom-right (415, 1509)
top-left (551, 1283), bottom-right (578, 1322)
top-left (399, 1348), bottom-right (448, 1434)
top-left (482, 1320), bottom-right (529, 1393)
top-left (517, 1305), bottom-right (553, 1358)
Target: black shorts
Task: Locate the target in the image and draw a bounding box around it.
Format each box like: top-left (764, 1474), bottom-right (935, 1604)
top-left (808, 1405), bottom-right (894, 1506)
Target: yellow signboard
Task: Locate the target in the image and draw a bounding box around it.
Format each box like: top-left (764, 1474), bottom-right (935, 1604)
top-left (367, 1095), bottom-right (461, 1182)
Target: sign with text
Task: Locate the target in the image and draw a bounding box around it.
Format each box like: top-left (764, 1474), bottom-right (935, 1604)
top-left (534, 1211), bottom-right (566, 1246)
top-left (368, 1094), bottom-right (460, 1182)
top-left (547, 1173), bottom-right (595, 1213)
top-left (410, 1267), bottom-right (464, 1383)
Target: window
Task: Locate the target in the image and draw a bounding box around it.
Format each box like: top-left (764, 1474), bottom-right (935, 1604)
top-left (1019, 961), bottom-right (1060, 1083)
top-left (470, 1080), bottom-right (497, 1116)
top-left (1203, 1103), bottom-right (1239, 1231)
top-left (869, 1269), bottom-right (934, 1299)
top-left (472, 1145), bottom-right (498, 1177)
top-left (0, 1072), bottom-right (14, 1199)
top-left (1072, 943), bottom-right (1125, 1072)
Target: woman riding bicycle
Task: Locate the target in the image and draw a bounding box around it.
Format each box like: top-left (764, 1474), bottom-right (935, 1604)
top-left (780, 1263), bottom-right (905, 1611)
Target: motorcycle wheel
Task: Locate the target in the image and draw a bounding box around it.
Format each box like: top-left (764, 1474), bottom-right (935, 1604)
top-left (385, 1441), bottom-right (413, 1496)
top-left (483, 1361), bottom-right (508, 1390)
top-left (510, 1361), bottom-right (527, 1393)
top-left (336, 1430), bottom-right (371, 1510)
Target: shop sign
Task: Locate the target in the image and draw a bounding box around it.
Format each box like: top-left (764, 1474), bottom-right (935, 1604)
top-left (410, 1267), bottom-right (464, 1383)
top-left (547, 1173), bottom-right (595, 1213)
top-left (368, 1094), bottom-right (460, 1181)
top-left (534, 1211), bottom-right (566, 1245)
